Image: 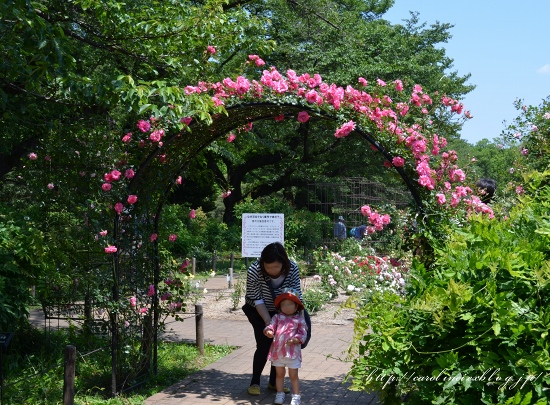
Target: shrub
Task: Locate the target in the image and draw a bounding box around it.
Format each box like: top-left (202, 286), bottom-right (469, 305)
top-left (346, 172), bottom-right (550, 405)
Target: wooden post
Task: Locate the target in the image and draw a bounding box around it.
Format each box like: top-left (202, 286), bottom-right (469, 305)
top-left (63, 345), bottom-right (76, 405)
top-left (195, 304), bottom-right (204, 355)
top-left (211, 251), bottom-right (217, 273)
top-left (229, 252), bottom-right (234, 269)
top-left (192, 257), bottom-right (196, 275)
top-left (245, 257), bottom-right (249, 268)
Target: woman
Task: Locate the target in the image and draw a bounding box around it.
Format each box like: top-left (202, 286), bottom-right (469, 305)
top-left (242, 242), bottom-right (306, 396)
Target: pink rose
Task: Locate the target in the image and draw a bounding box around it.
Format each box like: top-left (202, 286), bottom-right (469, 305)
top-left (129, 296), bottom-right (137, 307)
top-left (127, 195), bottom-right (138, 204)
top-left (102, 183), bottom-right (112, 191)
top-left (169, 234), bottom-right (177, 242)
top-left (297, 111), bottom-right (310, 123)
top-left (105, 245), bottom-right (117, 254)
top-left (47, 183), bottom-right (55, 190)
top-left (147, 284), bottom-right (155, 297)
top-left (122, 132), bottom-right (132, 143)
top-left (176, 176), bottom-right (182, 184)
top-left (124, 169), bottom-right (135, 179)
top-left (227, 133), bottom-right (236, 143)
top-left (114, 202), bottom-right (124, 215)
top-left (29, 153), bottom-right (37, 160)
top-left (137, 120), bottom-right (151, 132)
top-left (150, 233), bottom-right (158, 242)
top-left (190, 209), bottom-right (196, 219)
top-left (99, 230), bottom-right (108, 236)
top-left (392, 157), bottom-right (405, 167)
top-left (206, 45), bottom-right (216, 54)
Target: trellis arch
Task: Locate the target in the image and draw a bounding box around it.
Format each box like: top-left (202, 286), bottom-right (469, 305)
top-left (107, 101), bottom-right (424, 392)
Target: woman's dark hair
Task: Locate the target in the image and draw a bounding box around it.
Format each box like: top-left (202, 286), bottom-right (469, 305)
top-left (259, 242), bottom-right (291, 277)
top-left (476, 178), bottom-right (497, 203)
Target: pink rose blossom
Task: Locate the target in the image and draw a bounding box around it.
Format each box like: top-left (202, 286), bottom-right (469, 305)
top-left (176, 176), bottom-right (182, 184)
top-left (297, 111), bottom-right (310, 123)
top-left (150, 233), bottom-right (158, 242)
top-left (102, 183), bottom-right (112, 191)
top-left (227, 133), bottom-right (236, 142)
top-left (47, 183), bottom-right (55, 190)
top-left (129, 296), bottom-right (137, 307)
top-left (515, 186), bottom-right (524, 195)
top-left (190, 209), bottom-right (196, 219)
top-left (169, 234), bottom-right (177, 242)
top-left (124, 169), bottom-right (135, 179)
top-left (110, 170), bottom-right (121, 181)
top-left (147, 284), bottom-right (155, 297)
top-left (29, 153), bottom-right (37, 160)
top-left (392, 157), bottom-right (405, 167)
top-left (114, 202), bottom-right (124, 214)
top-left (361, 205), bottom-right (371, 216)
top-left (127, 195), bottom-right (138, 204)
top-left (509, 168), bottom-right (515, 174)
top-left (376, 79), bottom-right (387, 87)
top-left (436, 193), bottom-right (446, 205)
top-left (221, 190), bottom-right (232, 198)
top-left (334, 121), bottom-right (355, 138)
top-left (122, 133), bottom-right (132, 143)
top-left (181, 117), bottom-right (192, 125)
top-left (180, 259), bottom-right (190, 272)
top-left (105, 245), bottom-right (117, 254)
top-left (206, 45), bottom-right (216, 54)
top-left (521, 148), bottom-right (528, 156)
top-left (44, 155), bottom-right (51, 161)
top-left (137, 120), bottom-right (151, 132)
top-left (274, 114), bottom-right (285, 122)
top-left (394, 79), bottom-right (403, 92)
top-left (100, 230), bottom-right (108, 236)
top-left (140, 307), bottom-right (148, 314)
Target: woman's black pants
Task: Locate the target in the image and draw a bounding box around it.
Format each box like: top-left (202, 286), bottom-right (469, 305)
top-left (242, 304), bottom-right (276, 386)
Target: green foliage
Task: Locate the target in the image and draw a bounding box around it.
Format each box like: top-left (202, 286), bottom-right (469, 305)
top-left (0, 205), bottom-right (53, 330)
top-left (2, 325), bottom-right (234, 404)
top-left (346, 175), bottom-right (550, 404)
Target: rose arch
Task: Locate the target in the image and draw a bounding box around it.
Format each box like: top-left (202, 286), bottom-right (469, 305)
top-left (98, 64), bottom-right (495, 392)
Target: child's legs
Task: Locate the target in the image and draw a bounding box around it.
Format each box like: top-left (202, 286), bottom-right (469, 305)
top-left (275, 366), bottom-right (286, 392)
top-left (288, 368), bottom-right (300, 394)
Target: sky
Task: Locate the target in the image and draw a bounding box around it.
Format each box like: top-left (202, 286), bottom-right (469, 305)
top-left (383, 1), bottom-right (550, 145)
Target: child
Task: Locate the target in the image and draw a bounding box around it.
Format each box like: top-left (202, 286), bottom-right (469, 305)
top-left (264, 288), bottom-right (308, 405)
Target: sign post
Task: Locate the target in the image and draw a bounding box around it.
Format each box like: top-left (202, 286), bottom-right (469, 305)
top-left (241, 213), bottom-right (284, 258)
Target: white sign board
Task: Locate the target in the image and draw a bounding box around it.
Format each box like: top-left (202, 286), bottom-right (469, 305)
top-left (241, 213), bottom-right (284, 258)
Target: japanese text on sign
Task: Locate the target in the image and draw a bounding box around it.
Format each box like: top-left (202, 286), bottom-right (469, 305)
top-left (241, 213), bottom-right (284, 258)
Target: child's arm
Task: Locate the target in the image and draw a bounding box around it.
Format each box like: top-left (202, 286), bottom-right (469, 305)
top-left (263, 314), bottom-right (278, 338)
top-left (286, 317), bottom-right (308, 345)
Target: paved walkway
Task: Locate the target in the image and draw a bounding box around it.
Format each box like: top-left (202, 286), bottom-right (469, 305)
top-left (145, 276), bottom-right (380, 405)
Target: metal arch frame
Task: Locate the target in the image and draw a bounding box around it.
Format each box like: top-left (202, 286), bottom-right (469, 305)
top-left (109, 101), bottom-right (423, 392)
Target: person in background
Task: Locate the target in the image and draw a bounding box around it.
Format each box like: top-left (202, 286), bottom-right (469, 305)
top-left (242, 242), bottom-right (306, 397)
top-left (264, 289), bottom-right (307, 405)
top-left (333, 216), bottom-right (347, 240)
top-left (476, 178), bottom-right (497, 203)
top-left (354, 224), bottom-right (367, 240)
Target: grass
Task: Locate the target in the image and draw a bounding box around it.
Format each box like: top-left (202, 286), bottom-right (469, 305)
top-left (3, 325), bottom-right (235, 405)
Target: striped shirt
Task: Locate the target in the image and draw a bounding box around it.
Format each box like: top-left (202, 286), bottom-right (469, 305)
top-left (244, 260), bottom-right (303, 312)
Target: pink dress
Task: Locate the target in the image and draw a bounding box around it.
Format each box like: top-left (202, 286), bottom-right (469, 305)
top-left (265, 313), bottom-right (308, 362)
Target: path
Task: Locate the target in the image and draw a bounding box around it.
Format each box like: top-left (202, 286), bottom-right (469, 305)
top-left (145, 276), bottom-right (380, 405)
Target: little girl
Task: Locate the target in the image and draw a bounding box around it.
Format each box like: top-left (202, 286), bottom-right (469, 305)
top-left (264, 288), bottom-right (308, 405)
